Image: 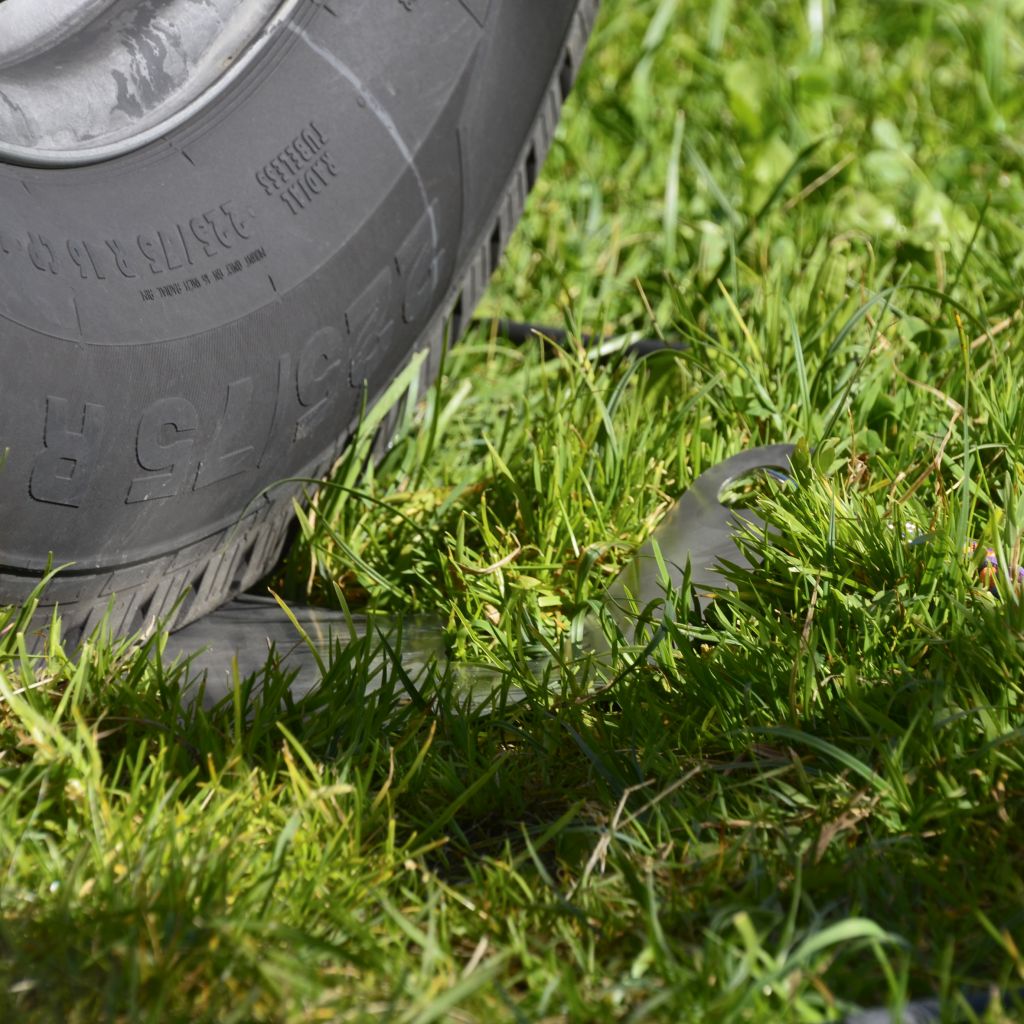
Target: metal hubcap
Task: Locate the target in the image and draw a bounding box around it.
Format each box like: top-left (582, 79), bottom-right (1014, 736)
top-left (0, 0), bottom-right (300, 167)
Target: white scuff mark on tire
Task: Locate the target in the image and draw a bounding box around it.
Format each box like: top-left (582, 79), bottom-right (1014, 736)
top-left (284, 23), bottom-right (439, 256)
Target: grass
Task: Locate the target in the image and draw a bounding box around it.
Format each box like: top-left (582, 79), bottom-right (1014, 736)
top-left (4, 0), bottom-right (1024, 1019)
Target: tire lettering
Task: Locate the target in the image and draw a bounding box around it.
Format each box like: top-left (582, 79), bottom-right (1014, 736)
top-left (160, 228), bottom-right (190, 271)
top-left (258, 355), bottom-right (293, 469)
top-left (295, 327), bottom-right (344, 441)
top-left (18, 203), bottom-right (252, 287)
top-left (30, 396), bottom-right (106, 507)
top-left (346, 266), bottom-right (395, 389)
top-left (395, 201), bottom-right (441, 324)
top-left (190, 216), bottom-right (219, 259)
top-left (138, 232), bottom-right (165, 274)
top-left (225, 201), bottom-right (254, 241)
top-left (256, 168), bottom-right (276, 196)
top-left (27, 233), bottom-right (58, 275)
top-left (127, 397), bottom-right (198, 503)
top-left (195, 377), bottom-right (259, 489)
top-left (257, 121), bottom-right (338, 216)
top-left (205, 206), bottom-right (236, 249)
top-left (67, 240), bottom-right (106, 280)
top-left (106, 239), bottom-right (138, 278)
top-left (68, 193), bottom-right (445, 500)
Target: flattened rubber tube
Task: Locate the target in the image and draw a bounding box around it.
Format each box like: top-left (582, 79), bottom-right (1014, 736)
top-left (0, 0), bottom-right (599, 642)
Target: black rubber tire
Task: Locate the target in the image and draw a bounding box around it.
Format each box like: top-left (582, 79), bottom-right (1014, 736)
top-left (0, 0), bottom-right (598, 643)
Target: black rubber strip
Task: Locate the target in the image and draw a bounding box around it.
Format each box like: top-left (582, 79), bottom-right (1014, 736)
top-left (480, 318), bottom-right (686, 360)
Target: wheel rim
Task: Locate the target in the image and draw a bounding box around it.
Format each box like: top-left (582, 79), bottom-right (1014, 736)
top-left (0, 0), bottom-right (301, 167)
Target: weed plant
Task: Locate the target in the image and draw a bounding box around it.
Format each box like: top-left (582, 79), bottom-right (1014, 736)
top-left (3, 0), bottom-right (1024, 1020)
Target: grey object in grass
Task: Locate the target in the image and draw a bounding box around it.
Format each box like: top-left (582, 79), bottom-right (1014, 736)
top-left (164, 596), bottom-right (447, 708)
top-left (166, 444), bottom-right (797, 700)
top-left (603, 443), bottom-right (796, 632)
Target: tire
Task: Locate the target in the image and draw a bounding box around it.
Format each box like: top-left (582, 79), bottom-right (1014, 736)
top-left (0, 0), bottom-right (599, 643)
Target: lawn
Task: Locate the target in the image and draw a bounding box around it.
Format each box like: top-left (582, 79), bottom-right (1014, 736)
top-left (3, 0), bottom-right (1024, 1020)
